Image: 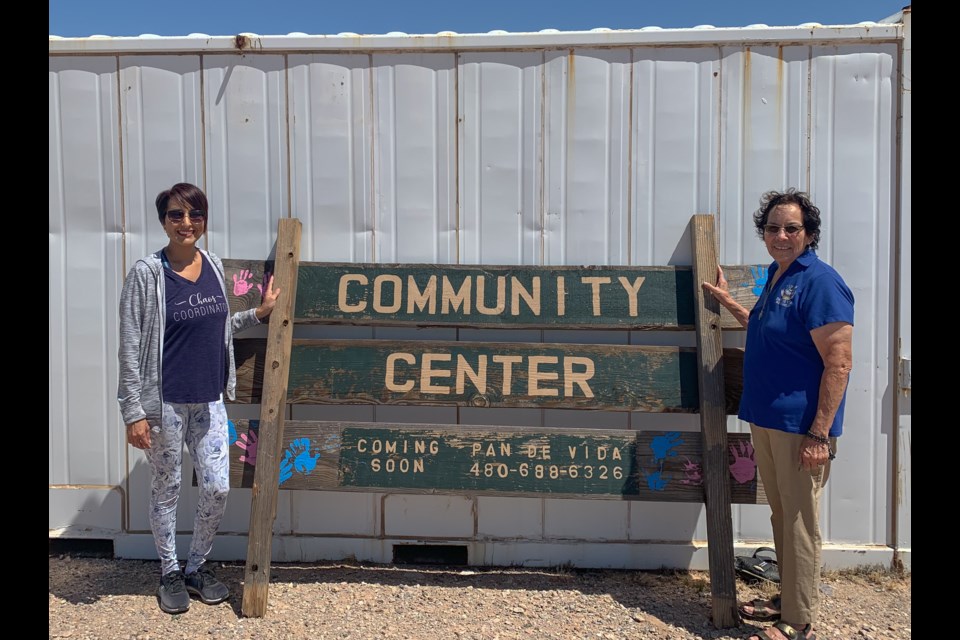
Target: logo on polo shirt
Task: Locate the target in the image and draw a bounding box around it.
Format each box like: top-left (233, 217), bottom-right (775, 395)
top-left (775, 285), bottom-right (797, 308)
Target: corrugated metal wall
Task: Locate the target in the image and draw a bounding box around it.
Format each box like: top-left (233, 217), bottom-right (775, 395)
top-left (895, 9), bottom-right (911, 565)
top-left (49, 25), bottom-right (906, 568)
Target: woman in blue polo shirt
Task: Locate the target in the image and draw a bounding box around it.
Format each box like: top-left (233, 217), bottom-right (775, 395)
top-left (703, 189), bottom-right (854, 640)
top-left (118, 182), bottom-right (280, 614)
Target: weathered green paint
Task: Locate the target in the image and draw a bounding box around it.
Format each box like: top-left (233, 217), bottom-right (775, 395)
top-left (222, 259), bottom-right (767, 330)
top-left (294, 341), bottom-right (696, 410)
top-left (300, 264), bottom-right (696, 328)
top-left (218, 420), bottom-right (766, 504)
top-left (234, 339), bottom-right (745, 413)
top-left (341, 427), bottom-right (641, 495)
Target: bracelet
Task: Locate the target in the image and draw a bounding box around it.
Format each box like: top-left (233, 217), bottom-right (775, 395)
top-left (804, 432), bottom-right (836, 460)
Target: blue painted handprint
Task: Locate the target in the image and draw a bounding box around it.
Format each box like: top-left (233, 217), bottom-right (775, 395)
top-left (650, 432), bottom-right (682, 462)
top-left (641, 468), bottom-right (671, 491)
top-left (278, 437), bottom-right (322, 486)
top-left (278, 455), bottom-right (293, 485)
top-left (742, 265), bottom-right (769, 296)
top-left (227, 420), bottom-right (238, 445)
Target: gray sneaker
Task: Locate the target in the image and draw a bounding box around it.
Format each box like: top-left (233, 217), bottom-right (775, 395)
top-left (184, 565), bottom-right (230, 604)
top-left (158, 570), bottom-right (190, 614)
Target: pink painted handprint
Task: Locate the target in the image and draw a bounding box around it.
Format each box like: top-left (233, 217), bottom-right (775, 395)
top-left (232, 269), bottom-right (258, 296)
top-left (729, 440), bottom-right (757, 484)
top-left (236, 430), bottom-right (258, 466)
top-left (680, 456), bottom-right (703, 486)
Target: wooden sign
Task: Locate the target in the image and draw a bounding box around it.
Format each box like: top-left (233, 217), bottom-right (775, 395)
top-left (233, 339), bottom-right (744, 413)
top-left (223, 260), bottom-right (767, 330)
top-left (222, 420), bottom-right (766, 505)
top-left (226, 215), bottom-right (748, 626)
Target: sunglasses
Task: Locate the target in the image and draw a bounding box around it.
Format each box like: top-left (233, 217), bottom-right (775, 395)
top-left (166, 209), bottom-right (207, 223)
top-left (763, 223), bottom-right (804, 236)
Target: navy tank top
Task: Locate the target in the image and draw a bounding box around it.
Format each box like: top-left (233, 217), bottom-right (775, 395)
top-left (161, 252), bottom-right (228, 403)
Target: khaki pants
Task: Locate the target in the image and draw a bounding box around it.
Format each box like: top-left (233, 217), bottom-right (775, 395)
top-left (750, 424), bottom-right (836, 625)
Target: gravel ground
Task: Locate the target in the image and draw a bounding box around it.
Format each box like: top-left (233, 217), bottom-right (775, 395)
top-left (49, 555), bottom-right (910, 640)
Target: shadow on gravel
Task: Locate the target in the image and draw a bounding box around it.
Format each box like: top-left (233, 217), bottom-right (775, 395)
top-left (50, 553), bottom-right (743, 637)
top-left (49, 555), bottom-right (161, 602)
top-left (257, 561), bottom-right (721, 634)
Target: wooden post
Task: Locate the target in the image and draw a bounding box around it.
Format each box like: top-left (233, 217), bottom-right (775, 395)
top-left (241, 218), bottom-right (301, 618)
top-left (690, 214), bottom-right (739, 628)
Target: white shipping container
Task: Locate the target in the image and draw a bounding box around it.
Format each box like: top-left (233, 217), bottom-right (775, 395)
top-left (49, 8), bottom-right (911, 570)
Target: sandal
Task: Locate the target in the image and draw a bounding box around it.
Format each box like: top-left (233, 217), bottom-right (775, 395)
top-left (738, 594), bottom-right (781, 621)
top-left (747, 622), bottom-right (816, 640)
top-left (735, 547), bottom-right (780, 584)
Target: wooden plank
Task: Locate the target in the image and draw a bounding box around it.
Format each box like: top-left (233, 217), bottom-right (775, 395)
top-left (233, 339), bottom-right (745, 413)
top-left (223, 259), bottom-right (765, 330)
top-left (220, 420), bottom-right (766, 505)
top-left (690, 214), bottom-right (738, 628)
top-left (241, 218), bottom-right (301, 618)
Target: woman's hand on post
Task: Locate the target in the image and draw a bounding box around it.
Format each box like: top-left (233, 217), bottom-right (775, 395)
top-left (255, 275), bottom-right (281, 320)
top-left (127, 419), bottom-right (151, 450)
top-left (701, 265), bottom-right (732, 306)
top-left (702, 265), bottom-right (749, 328)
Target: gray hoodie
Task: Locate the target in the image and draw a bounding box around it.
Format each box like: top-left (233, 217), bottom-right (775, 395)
top-left (117, 249), bottom-right (260, 427)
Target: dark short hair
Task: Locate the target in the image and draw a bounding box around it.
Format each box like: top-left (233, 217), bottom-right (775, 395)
top-left (752, 188), bottom-right (821, 250)
top-left (155, 182), bottom-right (209, 224)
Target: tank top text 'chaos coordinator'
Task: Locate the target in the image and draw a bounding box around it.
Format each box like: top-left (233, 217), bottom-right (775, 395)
top-left (161, 252), bottom-right (228, 403)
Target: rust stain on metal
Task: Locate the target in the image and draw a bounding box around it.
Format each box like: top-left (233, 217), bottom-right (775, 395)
top-left (232, 34), bottom-right (264, 51)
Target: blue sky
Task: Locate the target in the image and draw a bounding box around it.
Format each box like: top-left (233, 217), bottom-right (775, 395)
top-left (49, 0), bottom-right (907, 38)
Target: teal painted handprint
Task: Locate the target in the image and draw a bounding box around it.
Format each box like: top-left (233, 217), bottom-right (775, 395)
top-left (742, 265), bottom-right (769, 295)
top-left (278, 437), bottom-right (321, 486)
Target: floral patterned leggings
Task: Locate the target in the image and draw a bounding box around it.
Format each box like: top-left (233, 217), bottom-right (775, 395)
top-left (144, 399), bottom-right (230, 576)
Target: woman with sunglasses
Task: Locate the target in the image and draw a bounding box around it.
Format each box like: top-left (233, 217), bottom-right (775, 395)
top-left (117, 182), bottom-right (279, 614)
top-left (702, 189), bottom-right (854, 640)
